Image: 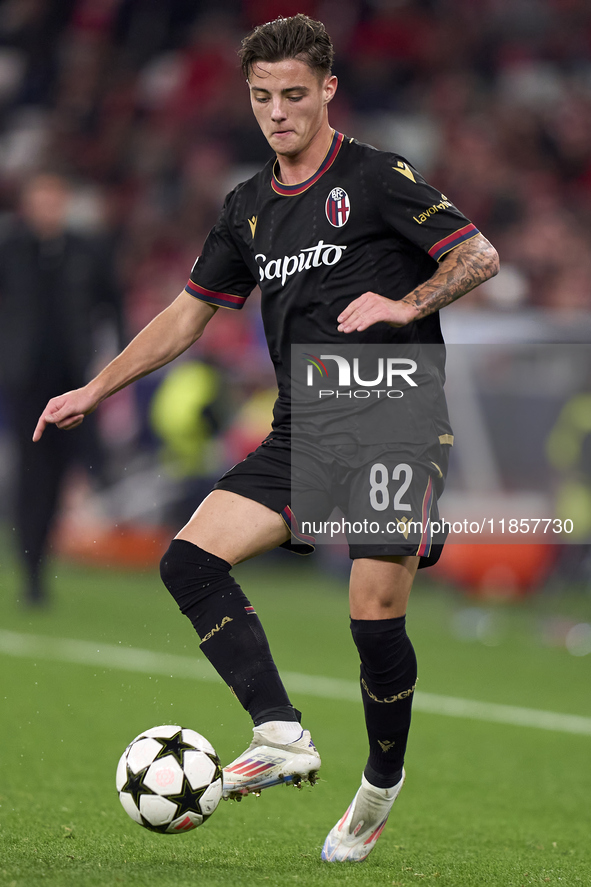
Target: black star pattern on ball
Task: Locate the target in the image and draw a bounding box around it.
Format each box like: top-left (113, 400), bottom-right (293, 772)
top-left (169, 777), bottom-right (207, 813)
top-left (120, 766), bottom-right (155, 810)
top-left (153, 730), bottom-right (198, 767)
top-left (166, 754), bottom-right (223, 817)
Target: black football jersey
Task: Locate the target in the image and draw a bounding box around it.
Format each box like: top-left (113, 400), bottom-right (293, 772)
top-left (185, 131), bottom-right (478, 433)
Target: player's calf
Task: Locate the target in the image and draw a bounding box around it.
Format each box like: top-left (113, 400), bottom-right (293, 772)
top-left (160, 539), bottom-right (298, 724)
top-left (350, 614), bottom-right (416, 788)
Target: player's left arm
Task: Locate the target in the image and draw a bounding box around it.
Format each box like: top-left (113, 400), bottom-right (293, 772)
top-left (337, 232), bottom-right (499, 333)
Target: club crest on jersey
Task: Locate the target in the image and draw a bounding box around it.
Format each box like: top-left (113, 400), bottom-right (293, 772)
top-left (325, 187), bottom-right (350, 228)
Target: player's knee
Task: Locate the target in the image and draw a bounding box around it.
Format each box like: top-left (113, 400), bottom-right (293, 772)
top-left (350, 615), bottom-right (416, 680)
top-left (160, 538), bottom-right (232, 615)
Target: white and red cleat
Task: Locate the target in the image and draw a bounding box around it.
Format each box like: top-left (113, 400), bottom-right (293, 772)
top-left (321, 771), bottom-right (405, 862)
top-left (222, 724), bottom-right (321, 800)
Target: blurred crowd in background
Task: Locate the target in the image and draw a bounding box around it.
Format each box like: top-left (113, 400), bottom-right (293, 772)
top-left (1, 0), bottom-right (590, 323)
top-left (0, 0), bottom-right (590, 599)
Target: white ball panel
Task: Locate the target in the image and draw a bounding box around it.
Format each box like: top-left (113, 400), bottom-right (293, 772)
top-left (142, 724), bottom-right (183, 739)
top-left (143, 755), bottom-right (184, 796)
top-left (115, 753), bottom-right (128, 791)
top-left (182, 728), bottom-right (216, 755)
top-left (166, 810), bottom-right (203, 833)
top-left (139, 793), bottom-right (178, 827)
top-left (199, 777), bottom-right (222, 815)
top-left (183, 751), bottom-right (215, 790)
top-left (119, 792), bottom-right (143, 825)
top-left (127, 737), bottom-right (162, 773)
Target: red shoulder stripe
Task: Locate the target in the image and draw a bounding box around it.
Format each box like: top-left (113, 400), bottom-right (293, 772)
top-left (185, 278), bottom-right (246, 309)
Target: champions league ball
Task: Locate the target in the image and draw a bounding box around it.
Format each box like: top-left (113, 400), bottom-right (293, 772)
top-left (116, 725), bottom-right (223, 833)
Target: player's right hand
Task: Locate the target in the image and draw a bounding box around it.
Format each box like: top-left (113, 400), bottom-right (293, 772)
top-left (33, 388), bottom-right (97, 441)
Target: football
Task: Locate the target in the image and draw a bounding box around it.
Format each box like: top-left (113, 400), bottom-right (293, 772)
top-left (116, 724), bottom-right (223, 833)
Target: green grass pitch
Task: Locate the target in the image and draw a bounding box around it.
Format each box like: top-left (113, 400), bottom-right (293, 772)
top-left (0, 545), bottom-right (590, 886)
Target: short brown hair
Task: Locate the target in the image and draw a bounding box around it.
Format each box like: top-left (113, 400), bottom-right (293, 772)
top-left (239, 14), bottom-right (334, 81)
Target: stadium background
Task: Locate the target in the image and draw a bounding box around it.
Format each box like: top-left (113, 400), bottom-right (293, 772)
top-left (0, 3), bottom-right (590, 885)
top-left (0, 0), bottom-right (589, 594)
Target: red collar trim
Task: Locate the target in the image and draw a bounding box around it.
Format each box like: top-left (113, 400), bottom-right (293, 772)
top-left (271, 131), bottom-right (344, 196)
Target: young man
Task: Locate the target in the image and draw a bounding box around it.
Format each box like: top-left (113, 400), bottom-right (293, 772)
top-left (34, 15), bottom-right (499, 862)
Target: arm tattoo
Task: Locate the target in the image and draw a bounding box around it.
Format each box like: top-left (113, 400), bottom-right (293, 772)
top-left (407, 233), bottom-right (500, 319)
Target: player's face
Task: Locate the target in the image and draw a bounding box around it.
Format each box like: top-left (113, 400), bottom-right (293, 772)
top-left (248, 59), bottom-right (337, 158)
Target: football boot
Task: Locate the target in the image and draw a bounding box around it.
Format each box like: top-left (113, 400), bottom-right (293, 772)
top-left (222, 724), bottom-right (321, 800)
top-left (321, 770), bottom-right (405, 862)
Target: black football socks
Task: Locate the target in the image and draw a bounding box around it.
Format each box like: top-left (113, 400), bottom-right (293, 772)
top-left (161, 539), bottom-right (298, 726)
top-left (350, 615), bottom-right (417, 788)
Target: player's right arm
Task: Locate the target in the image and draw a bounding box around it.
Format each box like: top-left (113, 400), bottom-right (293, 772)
top-left (33, 291), bottom-right (217, 441)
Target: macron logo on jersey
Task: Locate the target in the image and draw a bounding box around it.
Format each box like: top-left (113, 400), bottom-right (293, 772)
top-left (255, 240), bottom-right (348, 287)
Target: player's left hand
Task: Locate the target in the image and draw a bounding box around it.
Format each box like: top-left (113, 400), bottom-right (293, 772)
top-left (337, 292), bottom-right (418, 333)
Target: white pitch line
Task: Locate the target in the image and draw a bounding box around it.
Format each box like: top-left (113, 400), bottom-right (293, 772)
top-left (412, 691), bottom-right (591, 736)
top-left (0, 629), bottom-right (216, 681)
top-left (1, 629), bottom-right (590, 737)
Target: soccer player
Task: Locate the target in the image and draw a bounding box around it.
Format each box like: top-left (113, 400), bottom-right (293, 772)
top-left (34, 15), bottom-right (499, 862)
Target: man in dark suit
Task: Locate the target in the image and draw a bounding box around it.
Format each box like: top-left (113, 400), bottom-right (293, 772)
top-left (0, 173), bottom-right (122, 604)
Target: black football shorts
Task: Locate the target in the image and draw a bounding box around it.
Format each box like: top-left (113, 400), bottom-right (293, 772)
top-left (214, 433), bottom-right (450, 568)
